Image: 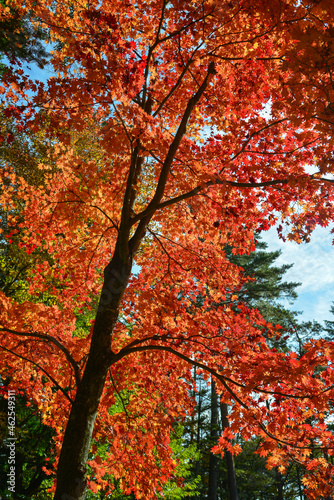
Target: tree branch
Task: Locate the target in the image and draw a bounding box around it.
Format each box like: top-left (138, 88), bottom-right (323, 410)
top-left (0, 327), bottom-right (81, 387)
top-left (132, 172), bottom-right (334, 225)
top-left (131, 177), bottom-right (289, 224)
top-left (129, 61), bottom-right (217, 252)
top-left (114, 343), bottom-right (332, 451)
top-left (0, 344), bottom-right (73, 403)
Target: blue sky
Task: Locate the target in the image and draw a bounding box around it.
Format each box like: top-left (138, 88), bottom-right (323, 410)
top-left (262, 225), bottom-right (334, 325)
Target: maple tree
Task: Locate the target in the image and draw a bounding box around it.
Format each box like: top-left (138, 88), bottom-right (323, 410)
top-left (1, 0), bottom-right (334, 499)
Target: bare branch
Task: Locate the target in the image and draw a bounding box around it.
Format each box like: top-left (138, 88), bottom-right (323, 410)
top-left (109, 369), bottom-right (131, 423)
top-left (153, 47), bottom-right (201, 117)
top-left (141, 0), bottom-right (168, 106)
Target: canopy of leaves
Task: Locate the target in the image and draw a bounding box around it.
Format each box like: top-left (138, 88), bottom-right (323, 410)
top-left (0, 1), bottom-right (334, 499)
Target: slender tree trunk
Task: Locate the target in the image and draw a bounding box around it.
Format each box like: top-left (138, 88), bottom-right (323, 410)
top-left (220, 402), bottom-right (239, 500)
top-left (185, 372), bottom-right (202, 500)
top-left (54, 252), bottom-right (132, 500)
top-left (195, 380), bottom-right (202, 480)
top-left (208, 378), bottom-right (218, 500)
top-left (275, 469), bottom-right (284, 500)
top-left (296, 466), bottom-right (304, 500)
top-left (323, 451), bottom-right (332, 500)
top-left (189, 366), bottom-right (197, 445)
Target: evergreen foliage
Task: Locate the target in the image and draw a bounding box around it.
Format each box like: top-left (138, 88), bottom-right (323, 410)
top-left (0, 0), bottom-right (49, 75)
top-left (181, 237), bottom-right (324, 500)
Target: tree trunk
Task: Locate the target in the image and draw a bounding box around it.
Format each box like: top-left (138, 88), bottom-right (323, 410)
top-left (296, 466), bottom-right (304, 500)
top-left (54, 251), bottom-right (132, 500)
top-left (208, 378), bottom-right (218, 500)
top-left (275, 469), bottom-right (284, 500)
top-left (220, 402), bottom-right (239, 500)
top-left (195, 379), bottom-right (202, 480)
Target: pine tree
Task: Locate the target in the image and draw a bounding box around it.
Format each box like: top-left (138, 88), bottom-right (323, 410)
top-left (184, 236), bottom-right (308, 500)
top-left (0, 0), bottom-right (49, 75)
top-left (324, 303), bottom-right (334, 339)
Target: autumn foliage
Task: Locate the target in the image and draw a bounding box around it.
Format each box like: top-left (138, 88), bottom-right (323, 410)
top-left (1, 0), bottom-right (334, 498)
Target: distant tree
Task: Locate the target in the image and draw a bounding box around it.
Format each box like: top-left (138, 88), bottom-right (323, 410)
top-left (185, 237), bottom-right (313, 500)
top-left (324, 303), bottom-right (334, 339)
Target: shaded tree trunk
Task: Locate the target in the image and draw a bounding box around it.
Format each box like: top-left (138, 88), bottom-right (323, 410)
top-left (195, 379), bottom-right (202, 480)
top-left (220, 402), bottom-right (239, 500)
top-left (275, 469), bottom-right (284, 500)
top-left (189, 366), bottom-right (197, 446)
top-left (185, 374), bottom-right (202, 500)
top-left (296, 466), bottom-right (304, 500)
top-left (54, 251), bottom-right (132, 500)
top-left (208, 378), bottom-right (218, 500)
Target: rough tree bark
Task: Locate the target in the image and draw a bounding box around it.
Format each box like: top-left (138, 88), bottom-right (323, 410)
top-left (54, 251), bottom-right (133, 500)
